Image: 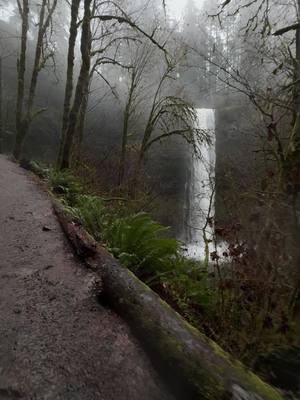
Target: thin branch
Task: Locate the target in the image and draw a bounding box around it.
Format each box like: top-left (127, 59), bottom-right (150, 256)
top-left (274, 23), bottom-right (300, 36)
top-left (92, 14), bottom-right (168, 60)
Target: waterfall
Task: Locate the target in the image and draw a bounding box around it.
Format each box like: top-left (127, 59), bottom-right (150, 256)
top-left (184, 108), bottom-right (217, 260)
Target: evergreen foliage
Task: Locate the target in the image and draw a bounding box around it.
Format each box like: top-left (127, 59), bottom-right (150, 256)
top-left (49, 170), bottom-right (82, 203)
top-left (105, 212), bottom-right (179, 275)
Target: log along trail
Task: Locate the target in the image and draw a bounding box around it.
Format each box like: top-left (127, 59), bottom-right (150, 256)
top-left (0, 156), bottom-right (175, 400)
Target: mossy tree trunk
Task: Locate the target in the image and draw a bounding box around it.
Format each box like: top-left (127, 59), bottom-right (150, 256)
top-left (14, 0), bottom-right (29, 160)
top-left (287, 1), bottom-right (300, 304)
top-left (0, 57), bottom-right (3, 153)
top-left (13, 0), bottom-right (57, 160)
top-left (118, 69), bottom-right (136, 186)
top-left (54, 201), bottom-right (283, 400)
top-left (294, 0), bottom-right (300, 122)
top-left (53, 199), bottom-right (285, 400)
top-left (57, 0), bottom-right (81, 167)
top-left (98, 255), bottom-right (283, 400)
top-left (72, 89), bottom-right (89, 167)
top-left (60, 0), bottom-right (92, 170)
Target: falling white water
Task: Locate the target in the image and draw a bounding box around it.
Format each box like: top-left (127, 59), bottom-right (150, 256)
top-left (184, 108), bottom-right (221, 260)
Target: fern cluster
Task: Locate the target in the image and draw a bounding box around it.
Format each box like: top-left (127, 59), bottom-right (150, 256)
top-left (47, 170), bottom-right (215, 335)
top-left (49, 170), bottom-right (82, 204)
top-left (67, 195), bottom-right (179, 279)
top-left (67, 195), bottom-right (108, 241)
top-left (105, 213), bottom-right (179, 276)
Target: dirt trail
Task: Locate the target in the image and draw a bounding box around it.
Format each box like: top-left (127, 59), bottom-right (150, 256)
top-left (0, 156), bottom-right (175, 400)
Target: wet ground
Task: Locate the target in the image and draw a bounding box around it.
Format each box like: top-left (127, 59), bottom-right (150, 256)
top-left (0, 156), bottom-right (175, 400)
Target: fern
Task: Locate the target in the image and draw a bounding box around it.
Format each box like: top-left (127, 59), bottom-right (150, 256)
top-left (67, 195), bottom-right (108, 241)
top-left (104, 212), bottom-right (179, 275)
top-left (49, 170), bottom-right (82, 204)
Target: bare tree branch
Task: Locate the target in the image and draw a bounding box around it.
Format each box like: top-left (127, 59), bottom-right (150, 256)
top-left (274, 23), bottom-right (300, 36)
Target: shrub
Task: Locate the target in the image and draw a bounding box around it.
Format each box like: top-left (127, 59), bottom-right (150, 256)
top-left (161, 257), bottom-right (216, 320)
top-left (104, 212), bottom-right (179, 277)
top-left (67, 195), bottom-right (108, 241)
top-left (49, 170), bottom-right (82, 204)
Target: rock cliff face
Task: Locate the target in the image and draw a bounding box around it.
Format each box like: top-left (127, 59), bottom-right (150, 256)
top-left (146, 137), bottom-right (189, 236)
top-left (168, 100), bottom-right (260, 241)
top-left (214, 102), bottom-right (258, 225)
top-left (161, 101), bottom-right (257, 239)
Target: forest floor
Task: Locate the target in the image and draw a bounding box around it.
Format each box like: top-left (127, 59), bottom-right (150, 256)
top-left (0, 155), bottom-right (175, 400)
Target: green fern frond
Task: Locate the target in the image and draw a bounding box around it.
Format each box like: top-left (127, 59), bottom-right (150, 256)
top-left (68, 195), bottom-right (108, 241)
top-left (105, 212), bottom-right (179, 275)
top-left (49, 170), bottom-right (82, 204)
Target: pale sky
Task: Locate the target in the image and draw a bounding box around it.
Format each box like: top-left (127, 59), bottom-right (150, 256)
top-left (167, 0), bottom-right (204, 20)
top-left (0, 1), bottom-right (204, 23)
top-left (0, 2), bottom-right (14, 22)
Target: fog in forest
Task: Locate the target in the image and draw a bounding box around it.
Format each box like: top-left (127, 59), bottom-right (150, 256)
top-left (0, 0), bottom-right (299, 398)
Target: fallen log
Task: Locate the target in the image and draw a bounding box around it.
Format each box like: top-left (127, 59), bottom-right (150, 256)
top-left (53, 200), bottom-right (284, 400)
top-left (19, 159), bottom-right (48, 178)
top-left (53, 199), bottom-right (97, 260)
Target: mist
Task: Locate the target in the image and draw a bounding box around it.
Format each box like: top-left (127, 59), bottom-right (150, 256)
top-left (0, 0), bottom-right (299, 398)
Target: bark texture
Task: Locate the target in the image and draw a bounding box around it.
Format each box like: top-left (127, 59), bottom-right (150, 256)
top-left (14, 0), bottom-right (57, 160)
top-left (14, 0), bottom-right (29, 160)
top-left (60, 0), bottom-right (92, 170)
top-left (118, 70), bottom-right (136, 186)
top-left (0, 57), bottom-right (3, 153)
top-left (73, 89), bottom-right (89, 166)
top-left (57, 0), bottom-right (81, 166)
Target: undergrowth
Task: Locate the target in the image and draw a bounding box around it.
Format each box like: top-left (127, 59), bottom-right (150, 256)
top-left (105, 213), bottom-right (179, 278)
top-left (46, 168), bottom-right (216, 318)
top-left (66, 195), bottom-right (108, 241)
top-left (40, 166), bottom-right (299, 395)
top-left (49, 170), bottom-right (82, 204)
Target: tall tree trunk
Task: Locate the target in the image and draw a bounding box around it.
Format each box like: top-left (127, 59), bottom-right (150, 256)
top-left (26, 0), bottom-right (46, 115)
top-left (118, 72), bottom-right (136, 186)
top-left (293, 0), bottom-right (300, 122)
top-left (57, 0), bottom-right (81, 166)
top-left (14, 0), bottom-right (57, 160)
top-left (72, 90), bottom-right (89, 167)
top-left (0, 57), bottom-right (3, 153)
top-left (16, 0), bottom-right (47, 158)
top-left (60, 0), bottom-right (92, 170)
top-left (118, 105), bottom-right (130, 186)
top-left (289, 2), bottom-right (300, 198)
top-left (288, 0), bottom-right (300, 311)
top-left (14, 0), bottom-right (29, 160)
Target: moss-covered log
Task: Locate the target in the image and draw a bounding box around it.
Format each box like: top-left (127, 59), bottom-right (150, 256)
top-left (53, 200), bottom-right (284, 400)
top-left (19, 159), bottom-right (47, 178)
